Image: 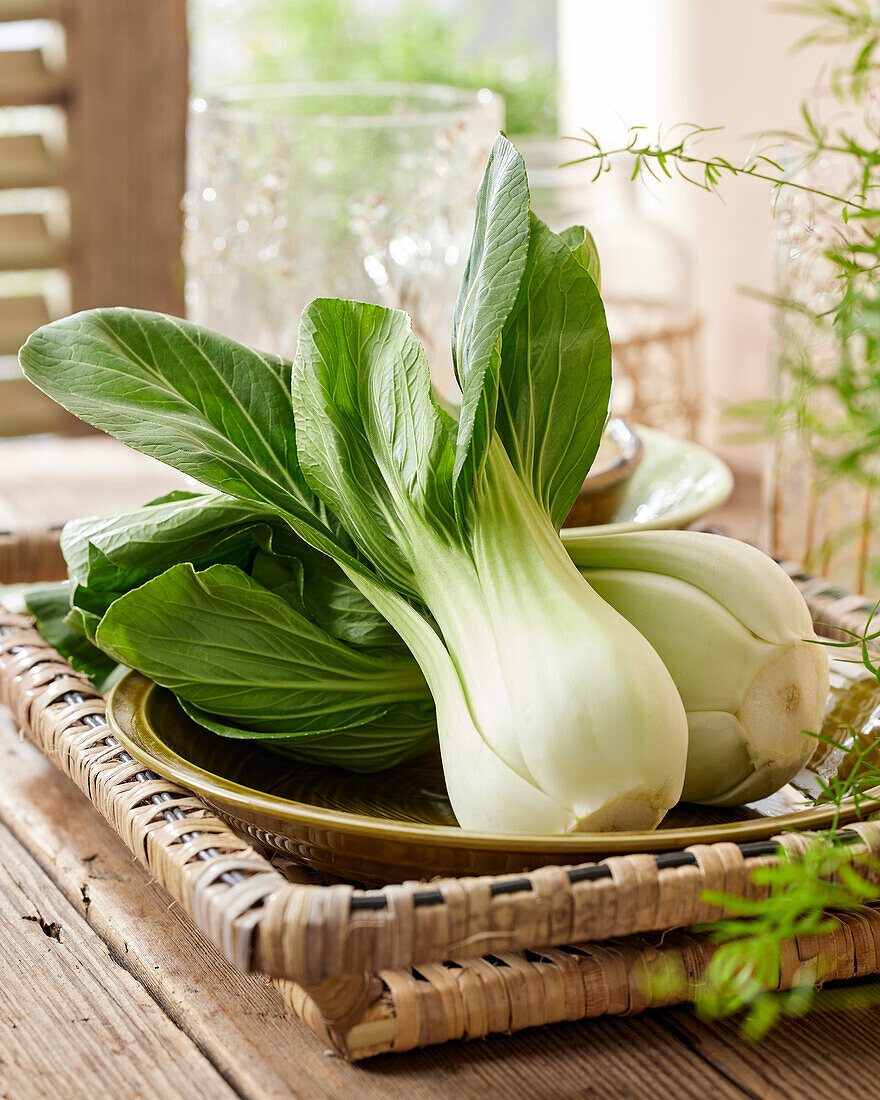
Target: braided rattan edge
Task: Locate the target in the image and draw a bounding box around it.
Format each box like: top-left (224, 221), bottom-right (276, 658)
top-left (277, 906), bottom-right (880, 1059)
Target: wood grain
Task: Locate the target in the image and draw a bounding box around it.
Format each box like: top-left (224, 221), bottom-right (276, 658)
top-left (0, 820), bottom-right (238, 1100)
top-left (63, 0), bottom-right (187, 316)
top-left (659, 1007), bottom-right (880, 1100)
top-left (0, 0), bottom-right (62, 20)
top-left (0, 44), bottom-right (66, 106)
top-left (0, 130), bottom-right (64, 190)
top-left (0, 713), bottom-right (332, 1100)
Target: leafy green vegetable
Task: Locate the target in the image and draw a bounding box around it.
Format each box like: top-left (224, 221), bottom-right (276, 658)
top-left (181, 699), bottom-right (436, 772)
top-left (496, 211), bottom-right (611, 529)
top-left (291, 299), bottom-right (452, 597)
top-left (61, 483), bottom-right (403, 648)
top-left (24, 582), bottom-right (117, 684)
top-left (19, 307), bottom-right (360, 574)
top-left (452, 133), bottom-right (530, 507)
top-left (46, 484), bottom-right (423, 765)
top-left (20, 134), bottom-right (694, 831)
top-left (96, 562), bottom-right (431, 766)
top-left (558, 224), bottom-right (602, 289)
top-left (18, 133), bottom-right (829, 838)
top-left (287, 138), bottom-right (691, 832)
top-left (61, 489), bottom-right (261, 593)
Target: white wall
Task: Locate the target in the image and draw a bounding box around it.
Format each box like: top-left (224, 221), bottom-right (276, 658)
top-left (559, 0), bottom-right (824, 471)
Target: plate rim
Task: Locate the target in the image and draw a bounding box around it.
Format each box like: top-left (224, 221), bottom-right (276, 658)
top-left (107, 671), bottom-right (880, 855)
top-left (561, 425), bottom-right (734, 538)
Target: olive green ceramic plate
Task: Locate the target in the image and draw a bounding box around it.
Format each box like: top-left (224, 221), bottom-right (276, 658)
top-left (109, 665), bottom-right (880, 885)
top-left (563, 424), bottom-right (734, 537)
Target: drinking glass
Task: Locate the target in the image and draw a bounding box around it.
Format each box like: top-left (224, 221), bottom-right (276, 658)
top-left (184, 82), bottom-right (502, 394)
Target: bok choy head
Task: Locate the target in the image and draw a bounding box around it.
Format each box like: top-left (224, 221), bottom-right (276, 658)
top-left (20, 134), bottom-right (689, 834)
top-left (28, 489), bottom-right (435, 771)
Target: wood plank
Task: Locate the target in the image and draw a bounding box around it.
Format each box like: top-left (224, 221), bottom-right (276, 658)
top-left (0, 0), bottom-right (61, 20)
top-left (0, 208), bottom-right (68, 269)
top-left (0, 44), bottom-right (66, 106)
top-left (0, 713), bottom-right (372, 1099)
top-left (0, 128), bottom-right (65, 189)
top-left (0, 712), bottom-right (754, 1099)
top-left (0, 375), bottom-right (81, 438)
top-left (65, 0), bottom-right (186, 314)
top-left (0, 819), bottom-right (239, 1099)
top-left (660, 1005), bottom-right (880, 1100)
top-left (0, 291), bottom-right (53, 353)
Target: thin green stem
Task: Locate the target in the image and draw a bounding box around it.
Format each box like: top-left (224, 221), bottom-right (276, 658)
top-left (564, 132), bottom-right (873, 212)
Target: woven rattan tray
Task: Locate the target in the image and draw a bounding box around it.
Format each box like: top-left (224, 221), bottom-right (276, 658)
top-left (1, 544), bottom-right (880, 1059)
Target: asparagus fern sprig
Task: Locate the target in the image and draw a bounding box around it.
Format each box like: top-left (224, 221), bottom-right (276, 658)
top-left (565, 122), bottom-right (873, 214)
top-left (696, 831), bottom-right (879, 1040)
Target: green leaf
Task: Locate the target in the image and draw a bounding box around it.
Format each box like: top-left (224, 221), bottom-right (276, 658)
top-left (298, 556), bottom-right (408, 650)
top-left (66, 588), bottom-right (108, 645)
top-left (64, 485), bottom-right (408, 654)
top-left (62, 489), bottom-right (262, 592)
top-left (24, 582), bottom-right (117, 682)
top-left (180, 699), bottom-right (436, 772)
top-left (248, 549), bottom-right (307, 614)
top-left (558, 224), bottom-right (602, 289)
top-left (451, 134), bottom-right (530, 506)
top-left (19, 308), bottom-right (356, 571)
top-left (248, 527), bottom-right (408, 650)
top-left (496, 212), bottom-right (613, 528)
top-left (292, 298), bottom-right (457, 594)
top-left (95, 563), bottom-right (430, 736)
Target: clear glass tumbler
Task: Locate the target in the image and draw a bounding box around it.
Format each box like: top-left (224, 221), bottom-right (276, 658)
top-left (184, 82), bottom-right (502, 395)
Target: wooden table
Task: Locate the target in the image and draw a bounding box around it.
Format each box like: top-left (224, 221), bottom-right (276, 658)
top-left (1, 438), bottom-right (879, 1099)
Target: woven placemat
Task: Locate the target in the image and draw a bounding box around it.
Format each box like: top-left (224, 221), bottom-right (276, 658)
top-left (1, 587), bottom-right (879, 1058)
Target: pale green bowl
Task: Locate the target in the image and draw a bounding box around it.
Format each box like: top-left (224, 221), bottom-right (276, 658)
top-left (564, 424), bottom-right (733, 538)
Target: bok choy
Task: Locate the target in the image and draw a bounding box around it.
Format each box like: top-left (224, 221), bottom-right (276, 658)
top-left (566, 530), bottom-right (829, 804)
top-left (32, 494), bottom-right (827, 804)
top-left (20, 135), bottom-right (690, 833)
top-left (27, 489), bottom-right (435, 771)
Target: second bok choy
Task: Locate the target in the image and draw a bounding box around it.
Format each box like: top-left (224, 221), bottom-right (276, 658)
top-left (18, 134), bottom-right (826, 835)
top-left (566, 530), bottom-right (829, 805)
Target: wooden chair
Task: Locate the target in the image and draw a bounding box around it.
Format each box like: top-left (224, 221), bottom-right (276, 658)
top-left (0, 0), bottom-right (187, 434)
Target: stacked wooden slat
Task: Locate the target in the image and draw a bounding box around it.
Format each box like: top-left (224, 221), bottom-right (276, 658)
top-left (0, 19), bottom-right (65, 105)
top-left (0, 205), bottom-right (68, 270)
top-left (0, 283), bottom-right (56, 354)
top-left (0, 124), bottom-right (64, 189)
top-left (0, 0), bottom-right (70, 434)
top-left (0, 1), bottom-right (187, 437)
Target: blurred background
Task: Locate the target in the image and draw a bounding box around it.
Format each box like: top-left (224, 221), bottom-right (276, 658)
top-left (1, 0), bottom-right (876, 586)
